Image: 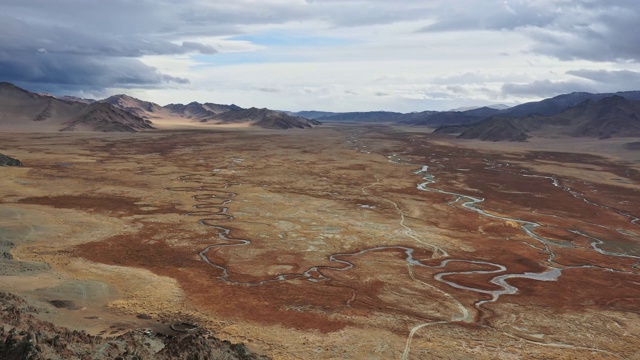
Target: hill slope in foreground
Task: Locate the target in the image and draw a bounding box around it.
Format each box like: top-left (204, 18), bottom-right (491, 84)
top-left (0, 292), bottom-right (269, 359)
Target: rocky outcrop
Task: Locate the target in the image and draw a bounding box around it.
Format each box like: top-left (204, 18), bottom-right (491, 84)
top-left (0, 292), bottom-right (270, 360)
top-left (0, 153), bottom-right (22, 166)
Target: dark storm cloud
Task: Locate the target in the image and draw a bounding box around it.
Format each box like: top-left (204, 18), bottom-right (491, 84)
top-left (1, 0), bottom-right (434, 94)
top-left (0, 0), bottom-right (337, 93)
top-left (0, 51), bottom-right (188, 91)
top-left (0, 10), bottom-right (207, 93)
top-left (0, 14), bottom-right (217, 57)
top-left (528, 5), bottom-right (640, 62)
top-left (2, 0), bottom-right (639, 106)
top-left (421, 0), bottom-right (640, 63)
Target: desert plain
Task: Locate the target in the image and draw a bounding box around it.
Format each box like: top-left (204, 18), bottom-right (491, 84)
top-left (1, 125), bottom-right (639, 359)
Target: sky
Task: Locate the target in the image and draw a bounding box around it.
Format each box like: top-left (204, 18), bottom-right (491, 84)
top-left (1, 0), bottom-right (639, 112)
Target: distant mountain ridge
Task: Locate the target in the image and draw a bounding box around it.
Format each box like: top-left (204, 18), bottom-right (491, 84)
top-left (103, 94), bottom-right (314, 129)
top-left (63, 102), bottom-right (155, 132)
top-left (0, 83), bottom-right (320, 132)
top-left (294, 107), bottom-right (498, 126)
top-left (286, 110), bottom-right (336, 119)
top-left (291, 91), bottom-right (640, 128)
top-left (315, 111), bottom-right (404, 122)
top-left (501, 91), bottom-right (640, 119)
top-left (163, 102), bottom-right (241, 122)
top-left (400, 107), bottom-right (501, 126)
top-left (441, 95), bottom-right (640, 141)
top-left (103, 94), bottom-right (163, 113)
top-left (449, 104), bottom-right (511, 111)
top-left (0, 82), bottom-right (151, 132)
top-left (3, 82), bottom-right (640, 135)
top-left (215, 108), bottom-right (321, 129)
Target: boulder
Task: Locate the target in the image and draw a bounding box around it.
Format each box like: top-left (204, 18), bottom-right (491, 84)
top-left (0, 154), bottom-right (22, 166)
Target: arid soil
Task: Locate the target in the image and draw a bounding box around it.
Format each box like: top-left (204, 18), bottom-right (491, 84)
top-left (1, 126), bottom-right (639, 359)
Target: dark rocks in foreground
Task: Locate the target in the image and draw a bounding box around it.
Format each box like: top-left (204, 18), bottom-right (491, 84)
top-left (0, 153), bottom-right (22, 166)
top-left (0, 292), bottom-right (271, 360)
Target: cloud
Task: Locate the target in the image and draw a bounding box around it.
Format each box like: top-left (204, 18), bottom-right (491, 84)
top-left (527, 6), bottom-right (640, 62)
top-left (0, 13), bottom-right (218, 57)
top-left (1, 0), bottom-right (639, 111)
top-left (0, 13), bottom-right (203, 92)
top-left (420, 1), bottom-right (558, 32)
top-left (567, 69), bottom-right (640, 83)
top-left (420, 0), bottom-right (640, 63)
top-left (501, 79), bottom-right (597, 98)
top-left (0, 51), bottom-right (189, 94)
top-left (180, 42), bottom-right (218, 55)
top-left (566, 69), bottom-right (640, 92)
top-left (256, 87), bottom-right (281, 93)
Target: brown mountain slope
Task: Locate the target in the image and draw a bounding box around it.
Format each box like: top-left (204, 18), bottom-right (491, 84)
top-left (0, 83), bottom-right (153, 132)
top-left (102, 94), bottom-right (165, 118)
top-left (1, 83), bottom-right (318, 131)
top-left (562, 95), bottom-right (640, 138)
top-left (401, 107), bottom-right (500, 126)
top-left (212, 107), bottom-right (321, 129)
top-left (108, 99), bottom-right (243, 127)
top-left (452, 96), bottom-right (640, 141)
top-left (0, 83), bottom-right (87, 131)
top-left (203, 102), bottom-right (242, 114)
top-left (61, 102), bottom-right (155, 132)
top-left (101, 96), bottom-right (219, 126)
top-left (456, 117), bottom-right (531, 141)
top-left (163, 102), bottom-right (221, 122)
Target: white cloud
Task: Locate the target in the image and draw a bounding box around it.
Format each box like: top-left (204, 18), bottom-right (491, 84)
top-left (1, 0), bottom-right (640, 111)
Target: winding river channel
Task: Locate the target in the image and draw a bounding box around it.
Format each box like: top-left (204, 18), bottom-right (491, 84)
top-left (166, 137), bottom-right (639, 358)
top-left (167, 142), bottom-right (640, 290)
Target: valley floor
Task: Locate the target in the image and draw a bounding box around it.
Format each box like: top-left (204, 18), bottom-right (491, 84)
top-left (1, 126), bottom-right (639, 359)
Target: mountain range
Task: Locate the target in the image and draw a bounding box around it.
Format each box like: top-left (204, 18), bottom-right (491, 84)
top-left (436, 95), bottom-right (640, 141)
top-left (102, 94), bottom-right (319, 129)
top-left (0, 83), bottom-right (320, 132)
top-left (0, 83), bottom-right (153, 132)
top-left (2, 81), bottom-right (639, 140)
top-left (288, 106), bottom-right (503, 124)
top-left (292, 91), bottom-right (640, 130)
top-left (289, 90), bottom-right (640, 141)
